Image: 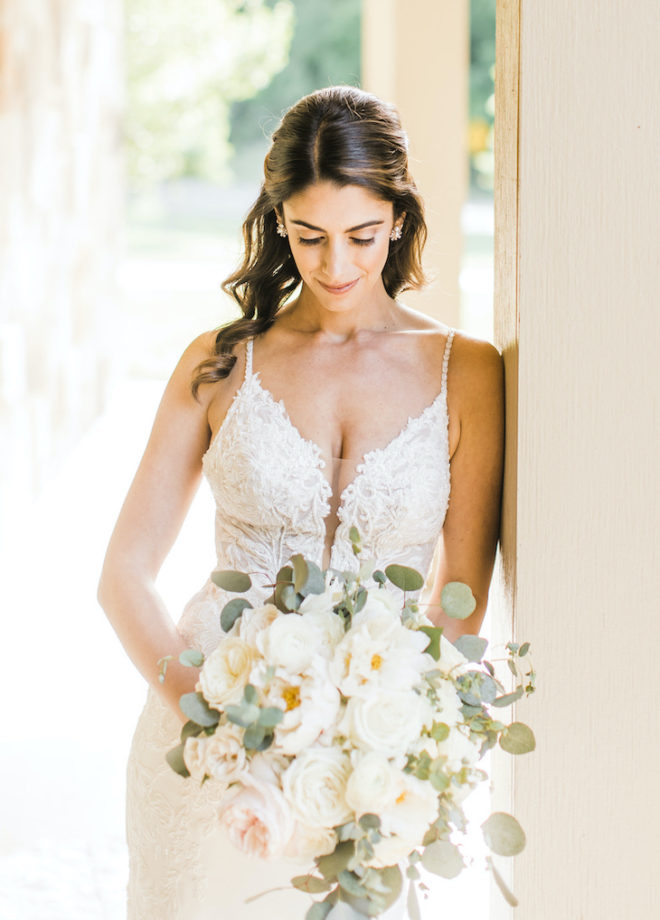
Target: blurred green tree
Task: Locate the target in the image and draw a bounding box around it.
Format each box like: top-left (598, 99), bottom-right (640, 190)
top-left (124, 0), bottom-right (295, 187)
top-left (469, 0), bottom-right (496, 189)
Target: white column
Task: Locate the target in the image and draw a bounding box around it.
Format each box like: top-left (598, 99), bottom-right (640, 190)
top-left (494, 0), bottom-right (660, 916)
top-left (362, 0), bottom-right (469, 326)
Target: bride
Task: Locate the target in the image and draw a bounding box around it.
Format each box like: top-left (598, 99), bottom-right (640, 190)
top-left (98, 85), bottom-right (504, 919)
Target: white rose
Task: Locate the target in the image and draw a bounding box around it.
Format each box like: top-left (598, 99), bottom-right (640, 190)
top-left (201, 723), bottom-right (247, 784)
top-left (219, 775), bottom-right (294, 860)
top-left (257, 613), bottom-right (318, 673)
top-left (300, 609), bottom-right (345, 659)
top-left (345, 751), bottom-right (400, 817)
top-left (435, 725), bottom-right (481, 773)
top-left (198, 638), bottom-right (259, 709)
top-left (284, 822), bottom-right (337, 861)
top-left (282, 747), bottom-right (352, 829)
top-left (238, 604), bottom-right (279, 648)
top-left (341, 689), bottom-right (433, 759)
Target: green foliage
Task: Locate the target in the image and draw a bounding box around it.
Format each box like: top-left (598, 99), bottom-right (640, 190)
top-left (292, 874), bottom-right (333, 894)
top-left (385, 564), bottom-right (425, 592)
top-left (179, 649), bottom-right (204, 668)
top-left (179, 691), bottom-right (220, 727)
top-left (212, 569), bottom-right (252, 592)
top-left (220, 597), bottom-right (253, 632)
top-left (124, 0), bottom-right (295, 186)
top-left (486, 856), bottom-right (519, 907)
top-left (453, 634), bottom-right (488, 662)
top-left (440, 581), bottom-right (477, 620)
top-left (291, 554), bottom-right (326, 595)
top-left (481, 812), bottom-right (526, 857)
top-left (499, 721), bottom-right (536, 755)
top-left (165, 742), bottom-right (190, 777)
top-left (421, 839), bottom-right (464, 879)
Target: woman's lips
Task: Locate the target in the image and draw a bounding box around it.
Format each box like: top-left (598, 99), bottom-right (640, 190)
top-left (318, 278), bottom-right (359, 295)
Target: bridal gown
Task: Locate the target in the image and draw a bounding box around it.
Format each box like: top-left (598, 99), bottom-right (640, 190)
top-left (126, 329), bottom-right (455, 919)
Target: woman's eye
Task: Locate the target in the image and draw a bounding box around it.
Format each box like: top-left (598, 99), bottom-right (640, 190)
top-left (351, 237), bottom-right (375, 246)
top-left (297, 237), bottom-right (323, 246)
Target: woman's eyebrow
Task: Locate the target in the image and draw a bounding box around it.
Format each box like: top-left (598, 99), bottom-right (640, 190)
top-left (290, 219), bottom-right (385, 233)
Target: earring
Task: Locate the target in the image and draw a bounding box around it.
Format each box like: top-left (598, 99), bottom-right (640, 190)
top-left (390, 224), bottom-right (402, 241)
top-left (276, 218), bottom-right (288, 238)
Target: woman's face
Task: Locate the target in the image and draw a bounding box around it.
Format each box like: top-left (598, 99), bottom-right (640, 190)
top-left (280, 181), bottom-right (402, 311)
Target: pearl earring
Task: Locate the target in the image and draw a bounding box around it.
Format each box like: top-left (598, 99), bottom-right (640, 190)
top-left (276, 218), bottom-right (288, 238)
top-left (390, 224), bottom-right (402, 241)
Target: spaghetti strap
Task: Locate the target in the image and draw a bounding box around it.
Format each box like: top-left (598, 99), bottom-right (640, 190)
top-left (441, 328), bottom-right (455, 394)
top-left (244, 337), bottom-right (254, 380)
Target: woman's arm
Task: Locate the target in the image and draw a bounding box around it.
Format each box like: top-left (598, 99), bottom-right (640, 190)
top-left (97, 332), bottom-right (219, 722)
top-left (424, 335), bottom-right (505, 641)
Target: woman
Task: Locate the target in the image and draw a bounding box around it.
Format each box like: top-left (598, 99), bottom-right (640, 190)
top-left (98, 85), bottom-right (504, 919)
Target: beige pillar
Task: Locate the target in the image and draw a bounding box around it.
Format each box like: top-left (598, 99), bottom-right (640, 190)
top-left (361, 0), bottom-right (468, 326)
top-left (494, 1), bottom-right (660, 917)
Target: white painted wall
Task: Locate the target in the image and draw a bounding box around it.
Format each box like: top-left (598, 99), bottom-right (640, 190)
top-left (495, 1), bottom-right (660, 916)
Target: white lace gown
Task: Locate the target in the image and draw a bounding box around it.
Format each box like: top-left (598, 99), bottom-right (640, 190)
top-left (126, 330), bottom-right (455, 919)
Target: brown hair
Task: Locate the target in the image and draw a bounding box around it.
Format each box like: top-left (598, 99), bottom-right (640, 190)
top-left (192, 85), bottom-right (427, 397)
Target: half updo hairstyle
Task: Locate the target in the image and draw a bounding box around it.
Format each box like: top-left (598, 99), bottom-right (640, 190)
top-left (192, 85), bottom-right (428, 397)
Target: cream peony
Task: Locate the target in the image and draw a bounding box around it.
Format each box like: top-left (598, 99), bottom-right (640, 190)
top-left (299, 609), bottom-right (345, 659)
top-left (182, 735), bottom-right (211, 783)
top-left (345, 751), bottom-right (400, 817)
top-left (282, 747), bottom-right (352, 829)
top-left (369, 772), bottom-right (440, 868)
top-left (218, 775), bottom-right (294, 860)
top-left (270, 660), bottom-right (341, 756)
top-left (198, 637), bottom-right (259, 709)
top-left (341, 688), bottom-right (433, 759)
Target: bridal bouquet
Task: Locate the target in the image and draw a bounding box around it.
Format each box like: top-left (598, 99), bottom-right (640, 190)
top-left (164, 529), bottom-right (535, 918)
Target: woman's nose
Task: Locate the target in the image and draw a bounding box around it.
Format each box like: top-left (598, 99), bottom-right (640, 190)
top-left (321, 240), bottom-right (348, 279)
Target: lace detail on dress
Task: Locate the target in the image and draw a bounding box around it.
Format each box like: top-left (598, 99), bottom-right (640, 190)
top-left (126, 328), bottom-right (455, 918)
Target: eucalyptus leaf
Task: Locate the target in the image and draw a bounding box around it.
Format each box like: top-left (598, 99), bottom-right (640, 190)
top-left (243, 723), bottom-right (266, 750)
top-left (430, 722), bottom-right (450, 741)
top-left (453, 635), bottom-right (488, 662)
top-left (519, 641), bottom-right (530, 657)
top-left (292, 875), bottom-right (333, 894)
top-left (491, 687), bottom-right (524, 708)
top-left (280, 583), bottom-right (303, 611)
top-left (440, 581), bottom-right (476, 619)
top-left (211, 569), bottom-right (252, 592)
top-left (225, 702), bottom-right (260, 728)
top-left (407, 881), bottom-right (422, 920)
top-left (378, 865), bottom-right (403, 907)
top-left (180, 691), bottom-right (220, 727)
top-left (338, 870), bottom-right (368, 898)
top-left (358, 813), bottom-right (381, 831)
top-left (317, 841), bottom-right (355, 879)
top-left (292, 555), bottom-right (325, 596)
top-left (418, 625), bottom-right (443, 661)
top-left (499, 721), bottom-right (536, 755)
top-left (385, 564), bottom-right (425, 592)
top-left (326, 903), bottom-right (367, 920)
top-left (180, 720), bottom-right (203, 742)
top-left (420, 840), bottom-right (464, 878)
top-left (372, 570), bottom-right (386, 586)
top-left (481, 812), bottom-right (526, 856)
top-left (486, 856), bottom-right (519, 907)
top-left (306, 902), bottom-right (333, 920)
top-left (165, 742), bottom-right (190, 777)
top-left (179, 649), bottom-right (204, 668)
top-left (355, 586), bottom-right (368, 613)
top-left (243, 684), bottom-right (258, 705)
top-left (257, 706), bottom-right (284, 728)
top-left (220, 598), bottom-right (252, 632)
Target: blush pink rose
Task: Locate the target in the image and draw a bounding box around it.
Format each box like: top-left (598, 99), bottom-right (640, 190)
top-left (218, 776), bottom-right (294, 860)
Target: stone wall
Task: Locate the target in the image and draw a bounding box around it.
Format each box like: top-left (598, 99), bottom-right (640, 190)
top-left (0, 0), bottom-right (122, 541)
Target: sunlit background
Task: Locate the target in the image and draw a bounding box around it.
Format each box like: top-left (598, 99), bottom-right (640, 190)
top-left (0, 1), bottom-right (495, 916)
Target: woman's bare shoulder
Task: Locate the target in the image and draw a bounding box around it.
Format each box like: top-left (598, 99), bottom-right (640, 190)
top-left (448, 329), bottom-right (503, 413)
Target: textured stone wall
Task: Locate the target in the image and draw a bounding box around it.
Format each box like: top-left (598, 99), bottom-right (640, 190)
top-left (0, 0), bottom-right (122, 538)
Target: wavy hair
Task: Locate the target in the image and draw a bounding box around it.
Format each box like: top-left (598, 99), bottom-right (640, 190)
top-left (192, 85), bottom-right (428, 397)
